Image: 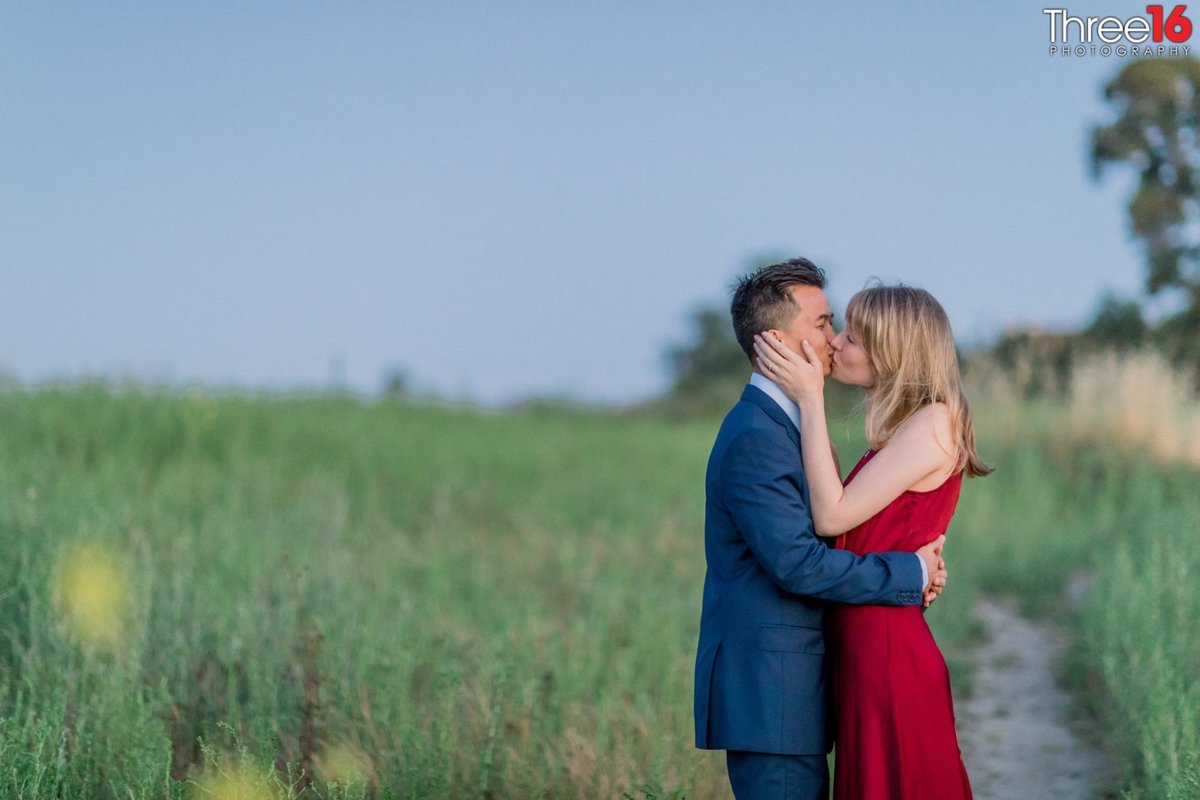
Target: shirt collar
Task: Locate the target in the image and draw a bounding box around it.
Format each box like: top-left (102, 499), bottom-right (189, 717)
top-left (749, 372), bottom-right (801, 433)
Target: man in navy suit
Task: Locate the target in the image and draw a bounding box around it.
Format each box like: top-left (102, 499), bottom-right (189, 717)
top-left (693, 259), bottom-right (946, 800)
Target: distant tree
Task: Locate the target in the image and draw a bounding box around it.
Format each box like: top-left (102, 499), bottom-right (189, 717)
top-left (991, 329), bottom-right (1077, 398)
top-left (1083, 294), bottom-right (1149, 351)
top-left (1091, 57), bottom-right (1200, 370)
top-left (666, 306), bottom-right (748, 394)
top-left (655, 304), bottom-right (748, 416)
top-left (1153, 302), bottom-right (1200, 370)
top-left (381, 367), bottom-right (409, 399)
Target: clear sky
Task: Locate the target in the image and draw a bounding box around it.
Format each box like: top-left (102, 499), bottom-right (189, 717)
top-left (0, 2), bottom-right (1158, 404)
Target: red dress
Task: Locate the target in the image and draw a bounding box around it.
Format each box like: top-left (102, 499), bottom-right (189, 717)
top-left (831, 449), bottom-right (972, 800)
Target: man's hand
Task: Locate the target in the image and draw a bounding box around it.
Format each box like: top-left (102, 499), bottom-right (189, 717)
top-left (923, 558), bottom-right (946, 607)
top-left (915, 535), bottom-right (947, 607)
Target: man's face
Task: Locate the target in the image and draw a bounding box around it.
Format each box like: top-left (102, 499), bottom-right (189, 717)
top-left (770, 285), bottom-right (835, 375)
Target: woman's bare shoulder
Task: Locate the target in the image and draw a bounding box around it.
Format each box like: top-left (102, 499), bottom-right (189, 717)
top-left (894, 403), bottom-right (955, 460)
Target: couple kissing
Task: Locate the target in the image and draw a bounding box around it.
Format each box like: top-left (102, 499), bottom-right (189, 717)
top-left (693, 258), bottom-right (992, 800)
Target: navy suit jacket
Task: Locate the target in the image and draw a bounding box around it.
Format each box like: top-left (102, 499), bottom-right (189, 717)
top-left (693, 384), bottom-right (923, 756)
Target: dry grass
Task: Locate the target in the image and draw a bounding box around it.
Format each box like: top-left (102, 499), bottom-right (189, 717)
top-left (966, 349), bottom-right (1200, 466)
top-left (1066, 351), bottom-right (1200, 465)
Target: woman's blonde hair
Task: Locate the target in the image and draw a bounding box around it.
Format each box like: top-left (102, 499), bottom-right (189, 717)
top-left (846, 285), bottom-right (993, 478)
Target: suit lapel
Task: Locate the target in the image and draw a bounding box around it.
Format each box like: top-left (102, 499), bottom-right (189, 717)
top-left (740, 384), bottom-right (801, 448)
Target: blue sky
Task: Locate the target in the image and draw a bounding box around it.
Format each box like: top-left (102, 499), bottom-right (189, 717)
top-left (0, 2), bottom-right (1159, 404)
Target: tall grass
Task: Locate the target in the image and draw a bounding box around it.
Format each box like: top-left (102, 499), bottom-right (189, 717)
top-left (0, 387), bottom-right (725, 798)
top-left (965, 355), bottom-right (1200, 799)
top-left (1067, 351), bottom-right (1200, 466)
top-left (0, 363), bottom-right (1195, 798)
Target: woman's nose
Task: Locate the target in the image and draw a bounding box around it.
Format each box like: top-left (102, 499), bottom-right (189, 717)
top-left (831, 331), bottom-right (846, 350)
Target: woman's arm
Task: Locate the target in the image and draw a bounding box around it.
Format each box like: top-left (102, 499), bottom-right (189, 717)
top-left (814, 405), bottom-right (956, 533)
top-left (792, 376), bottom-right (852, 537)
top-left (754, 335), bottom-right (956, 535)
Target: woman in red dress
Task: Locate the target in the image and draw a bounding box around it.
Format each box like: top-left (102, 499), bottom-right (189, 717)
top-left (753, 285), bottom-right (992, 800)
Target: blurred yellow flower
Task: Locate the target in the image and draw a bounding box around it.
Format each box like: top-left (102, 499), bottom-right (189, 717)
top-left (191, 765), bottom-right (277, 800)
top-left (318, 742), bottom-right (374, 787)
top-left (53, 543), bottom-right (127, 650)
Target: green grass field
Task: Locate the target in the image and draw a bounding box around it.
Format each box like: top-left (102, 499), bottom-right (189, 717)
top-left (0, 384), bottom-right (1196, 798)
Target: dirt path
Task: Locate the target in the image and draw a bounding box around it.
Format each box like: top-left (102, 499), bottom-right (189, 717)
top-left (957, 598), bottom-right (1112, 800)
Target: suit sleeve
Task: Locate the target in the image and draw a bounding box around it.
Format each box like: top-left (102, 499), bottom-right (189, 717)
top-left (721, 427), bottom-right (923, 605)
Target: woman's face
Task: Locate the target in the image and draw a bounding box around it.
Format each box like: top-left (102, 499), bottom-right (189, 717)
top-left (830, 324), bottom-right (876, 388)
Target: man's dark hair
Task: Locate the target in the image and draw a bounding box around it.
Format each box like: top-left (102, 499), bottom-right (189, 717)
top-left (730, 258), bottom-right (826, 361)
